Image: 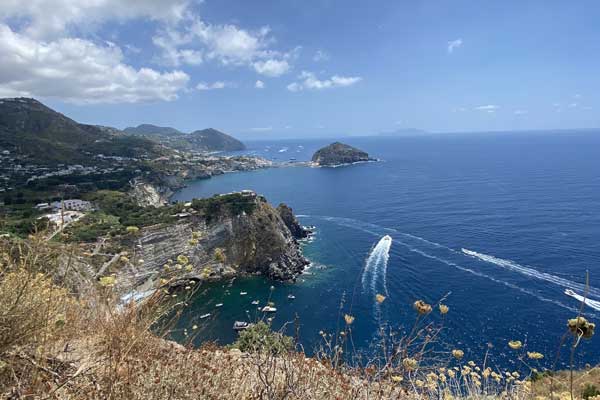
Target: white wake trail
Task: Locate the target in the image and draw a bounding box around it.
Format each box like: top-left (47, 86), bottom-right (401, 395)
top-left (564, 289), bottom-right (600, 311)
top-left (462, 248), bottom-right (600, 298)
top-left (362, 235), bottom-right (393, 295)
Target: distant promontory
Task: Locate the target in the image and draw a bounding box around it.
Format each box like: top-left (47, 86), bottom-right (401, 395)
top-left (311, 142), bottom-right (372, 166)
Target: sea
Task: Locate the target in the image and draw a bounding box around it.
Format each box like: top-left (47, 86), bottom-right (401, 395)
top-left (171, 131), bottom-right (600, 369)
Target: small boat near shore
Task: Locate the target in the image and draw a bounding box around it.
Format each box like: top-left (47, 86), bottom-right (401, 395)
top-left (287, 294), bottom-right (296, 300)
top-left (233, 321), bottom-right (252, 331)
top-left (240, 291), bottom-right (248, 296)
top-left (215, 303), bottom-right (223, 307)
top-left (261, 306), bottom-right (277, 313)
top-left (251, 300), bottom-right (260, 305)
top-left (200, 313), bottom-right (211, 319)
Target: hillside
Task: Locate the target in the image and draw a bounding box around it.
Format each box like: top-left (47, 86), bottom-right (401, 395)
top-left (123, 124), bottom-right (246, 152)
top-left (188, 128), bottom-right (246, 152)
top-left (0, 98), bottom-right (169, 165)
top-left (123, 124), bottom-right (184, 137)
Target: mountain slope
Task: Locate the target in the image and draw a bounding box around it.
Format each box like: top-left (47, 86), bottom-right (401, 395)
top-left (0, 98), bottom-right (169, 165)
top-left (123, 124), bottom-right (184, 137)
top-left (122, 124), bottom-right (246, 152)
top-left (188, 128), bottom-right (245, 151)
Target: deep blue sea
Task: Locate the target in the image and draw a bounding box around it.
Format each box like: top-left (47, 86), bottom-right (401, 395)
top-left (172, 131), bottom-right (600, 369)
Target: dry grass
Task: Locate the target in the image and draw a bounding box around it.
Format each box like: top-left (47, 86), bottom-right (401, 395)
top-left (0, 235), bottom-right (598, 399)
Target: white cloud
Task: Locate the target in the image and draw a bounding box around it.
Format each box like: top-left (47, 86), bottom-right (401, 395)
top-left (152, 27), bottom-right (203, 66)
top-left (0, 0), bottom-right (191, 39)
top-left (313, 50), bottom-right (329, 62)
top-left (568, 102), bottom-right (578, 108)
top-left (196, 81), bottom-right (234, 91)
top-left (152, 19), bottom-right (297, 76)
top-left (0, 24), bottom-right (189, 103)
top-left (252, 59), bottom-right (290, 77)
top-left (250, 127), bottom-right (273, 132)
top-left (255, 80), bottom-right (265, 89)
top-left (447, 38), bottom-right (463, 54)
top-left (287, 71), bottom-right (362, 92)
top-left (514, 110), bottom-right (528, 115)
top-left (474, 104), bottom-right (499, 113)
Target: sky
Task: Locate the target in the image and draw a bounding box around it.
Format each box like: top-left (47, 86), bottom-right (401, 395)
top-left (0, 0), bottom-right (599, 139)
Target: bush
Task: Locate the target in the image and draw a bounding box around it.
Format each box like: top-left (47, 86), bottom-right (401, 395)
top-left (583, 384), bottom-right (600, 400)
top-left (232, 322), bottom-right (294, 355)
top-left (0, 269), bottom-right (77, 353)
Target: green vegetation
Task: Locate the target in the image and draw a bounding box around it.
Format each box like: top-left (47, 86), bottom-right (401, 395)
top-left (83, 190), bottom-right (180, 227)
top-left (231, 322), bottom-right (294, 355)
top-left (61, 212), bottom-right (122, 242)
top-left (191, 192), bottom-right (257, 223)
top-left (0, 98), bottom-right (168, 165)
top-left (583, 383), bottom-right (600, 400)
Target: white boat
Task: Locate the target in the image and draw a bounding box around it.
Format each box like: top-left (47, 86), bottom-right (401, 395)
top-left (200, 313), bottom-right (211, 319)
top-left (233, 321), bottom-right (251, 331)
top-left (287, 294), bottom-right (296, 300)
top-left (251, 300), bottom-right (260, 305)
top-left (215, 303), bottom-right (223, 307)
top-left (261, 306), bottom-right (277, 313)
top-left (240, 291), bottom-right (248, 296)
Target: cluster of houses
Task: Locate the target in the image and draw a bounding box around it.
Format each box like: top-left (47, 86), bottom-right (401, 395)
top-left (35, 199), bottom-right (93, 212)
top-left (0, 147), bottom-right (138, 193)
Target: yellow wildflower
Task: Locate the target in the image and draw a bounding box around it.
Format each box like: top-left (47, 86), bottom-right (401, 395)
top-left (452, 349), bottom-right (464, 360)
top-left (402, 357), bottom-right (418, 371)
top-left (375, 294), bottom-right (386, 304)
top-left (344, 314), bottom-right (355, 325)
top-left (439, 304), bottom-right (449, 314)
top-left (508, 340), bottom-right (523, 350)
top-left (99, 276), bottom-right (116, 287)
top-left (567, 317), bottom-right (595, 339)
top-left (391, 375), bottom-right (403, 383)
top-left (527, 352), bottom-right (544, 360)
top-left (177, 255), bottom-right (189, 265)
top-left (414, 300), bottom-right (432, 315)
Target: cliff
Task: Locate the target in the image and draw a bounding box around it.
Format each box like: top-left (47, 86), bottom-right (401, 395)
top-left (114, 192), bottom-right (309, 291)
top-left (277, 203), bottom-right (310, 239)
top-left (311, 142), bottom-right (371, 166)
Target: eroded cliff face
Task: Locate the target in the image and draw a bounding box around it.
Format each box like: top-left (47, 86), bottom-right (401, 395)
top-left (277, 203), bottom-right (310, 239)
top-left (118, 193), bottom-right (308, 291)
top-left (130, 179), bottom-right (173, 207)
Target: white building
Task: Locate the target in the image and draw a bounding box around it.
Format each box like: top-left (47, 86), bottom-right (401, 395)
top-left (51, 199), bottom-right (92, 212)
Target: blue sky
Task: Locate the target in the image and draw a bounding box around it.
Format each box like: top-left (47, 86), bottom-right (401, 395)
top-left (0, 0), bottom-right (598, 139)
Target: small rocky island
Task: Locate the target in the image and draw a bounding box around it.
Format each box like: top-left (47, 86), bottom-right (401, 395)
top-left (311, 142), bottom-right (373, 167)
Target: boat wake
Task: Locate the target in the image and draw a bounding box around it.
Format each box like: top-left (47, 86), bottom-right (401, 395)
top-left (299, 214), bottom-right (593, 313)
top-left (362, 235), bottom-right (392, 296)
top-left (564, 289), bottom-right (600, 311)
top-left (462, 249), bottom-right (600, 298)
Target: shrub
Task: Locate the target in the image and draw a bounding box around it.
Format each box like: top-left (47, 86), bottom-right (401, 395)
top-left (231, 322), bottom-right (294, 355)
top-left (583, 383), bottom-right (600, 400)
top-left (0, 269), bottom-right (77, 353)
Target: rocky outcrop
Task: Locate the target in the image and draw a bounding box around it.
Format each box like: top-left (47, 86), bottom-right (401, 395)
top-left (277, 204), bottom-right (309, 239)
top-left (129, 179), bottom-right (173, 207)
top-left (119, 193), bottom-right (309, 289)
top-left (311, 142), bottom-right (372, 166)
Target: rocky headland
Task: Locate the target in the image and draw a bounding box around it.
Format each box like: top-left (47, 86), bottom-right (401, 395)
top-left (311, 142), bottom-right (373, 166)
top-left (100, 191), bottom-right (310, 297)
